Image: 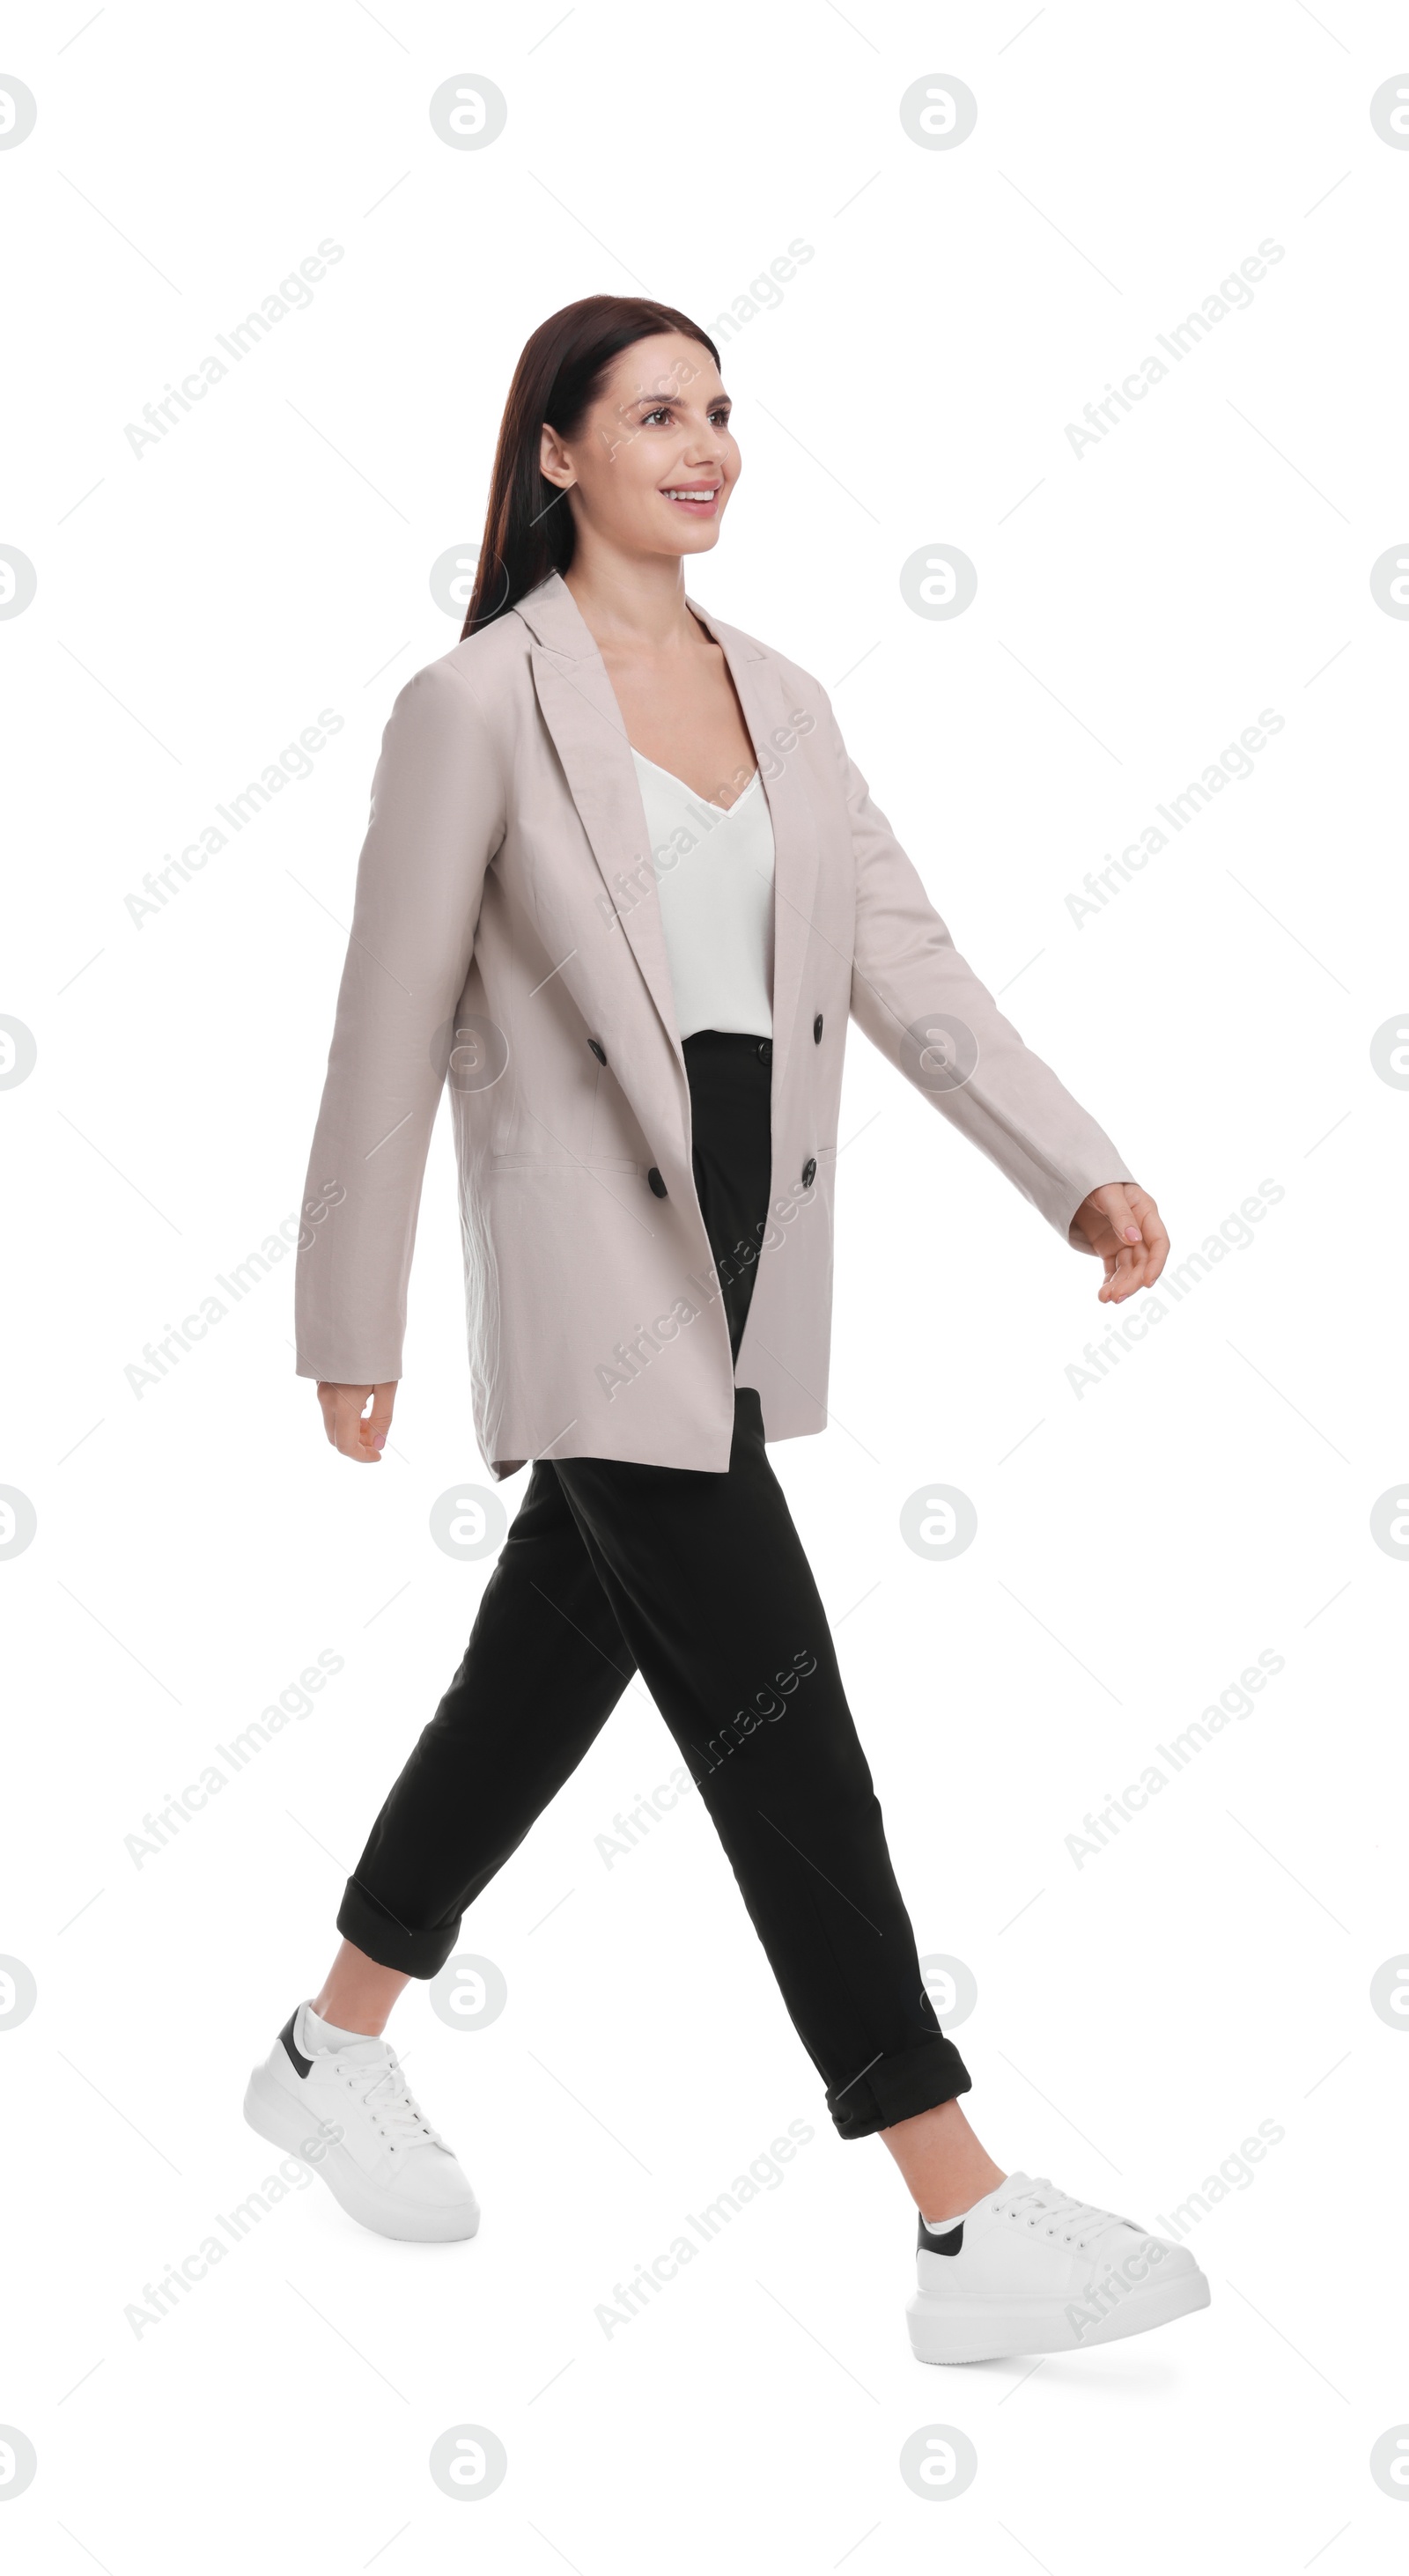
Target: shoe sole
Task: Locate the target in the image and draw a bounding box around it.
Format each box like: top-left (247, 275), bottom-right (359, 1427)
top-left (243, 2064), bottom-right (480, 2245)
top-left (908, 2265), bottom-right (1210, 2364)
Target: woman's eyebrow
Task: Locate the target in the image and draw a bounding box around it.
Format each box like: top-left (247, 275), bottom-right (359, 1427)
top-left (623, 390), bottom-right (731, 411)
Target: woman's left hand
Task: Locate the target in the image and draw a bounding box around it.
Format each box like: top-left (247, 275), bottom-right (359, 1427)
top-left (1073, 1182), bottom-right (1169, 1303)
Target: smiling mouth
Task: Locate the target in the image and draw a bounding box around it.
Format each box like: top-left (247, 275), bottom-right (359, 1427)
top-left (660, 486), bottom-right (720, 509)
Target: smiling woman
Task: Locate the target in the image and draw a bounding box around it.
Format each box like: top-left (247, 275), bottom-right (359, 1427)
top-left (463, 299), bottom-right (758, 805)
top-left (248, 291), bottom-right (1203, 2373)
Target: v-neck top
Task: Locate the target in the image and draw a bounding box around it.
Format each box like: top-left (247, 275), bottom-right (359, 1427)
top-left (630, 748), bottom-right (775, 1041)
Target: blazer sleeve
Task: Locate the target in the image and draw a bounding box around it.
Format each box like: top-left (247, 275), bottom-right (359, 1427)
top-left (294, 659), bottom-right (506, 1382)
top-left (819, 690), bottom-right (1138, 1252)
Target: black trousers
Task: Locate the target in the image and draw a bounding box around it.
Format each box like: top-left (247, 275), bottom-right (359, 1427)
top-left (337, 1030), bottom-right (970, 2140)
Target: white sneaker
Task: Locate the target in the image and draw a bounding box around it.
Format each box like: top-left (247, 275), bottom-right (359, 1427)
top-left (908, 2171), bottom-right (1209, 2363)
top-left (243, 2003), bottom-right (480, 2244)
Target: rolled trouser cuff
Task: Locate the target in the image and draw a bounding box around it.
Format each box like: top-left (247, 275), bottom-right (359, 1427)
top-left (826, 2032), bottom-right (972, 2142)
top-left (336, 1875), bottom-right (461, 1980)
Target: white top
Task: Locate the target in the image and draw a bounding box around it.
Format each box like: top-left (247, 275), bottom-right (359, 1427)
top-left (631, 749), bottom-right (775, 1040)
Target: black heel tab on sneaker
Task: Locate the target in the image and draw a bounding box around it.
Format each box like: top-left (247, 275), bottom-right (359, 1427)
top-left (279, 2009), bottom-right (313, 2079)
top-left (918, 2215), bottom-right (963, 2255)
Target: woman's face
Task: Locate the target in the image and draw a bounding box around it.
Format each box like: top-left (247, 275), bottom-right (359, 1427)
top-left (540, 331), bottom-right (740, 563)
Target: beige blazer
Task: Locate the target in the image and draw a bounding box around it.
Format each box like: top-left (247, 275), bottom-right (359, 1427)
top-left (294, 570), bottom-right (1133, 1478)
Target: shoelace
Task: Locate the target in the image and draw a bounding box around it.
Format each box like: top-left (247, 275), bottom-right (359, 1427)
top-left (332, 2047), bottom-right (447, 2154)
top-left (995, 2176), bottom-right (1137, 2251)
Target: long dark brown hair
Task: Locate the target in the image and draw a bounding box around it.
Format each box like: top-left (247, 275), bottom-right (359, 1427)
top-left (460, 295), bottom-right (720, 639)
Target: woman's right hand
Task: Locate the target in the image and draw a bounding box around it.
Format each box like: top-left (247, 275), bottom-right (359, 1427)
top-left (316, 1381), bottom-right (398, 1463)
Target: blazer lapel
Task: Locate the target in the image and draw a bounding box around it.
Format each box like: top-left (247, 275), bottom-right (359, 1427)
top-left (526, 638), bottom-right (684, 1068)
top-left (515, 570), bottom-right (822, 1093)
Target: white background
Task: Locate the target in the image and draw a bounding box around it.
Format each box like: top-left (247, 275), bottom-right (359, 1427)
top-left (4, 0), bottom-right (1407, 2565)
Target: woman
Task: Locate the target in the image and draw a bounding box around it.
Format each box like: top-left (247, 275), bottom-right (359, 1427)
top-left (246, 295), bottom-right (1209, 2366)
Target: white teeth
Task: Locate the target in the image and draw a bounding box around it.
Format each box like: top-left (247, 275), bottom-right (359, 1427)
top-left (663, 489), bottom-right (716, 499)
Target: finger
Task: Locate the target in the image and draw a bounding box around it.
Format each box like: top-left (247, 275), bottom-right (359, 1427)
top-left (1112, 1198), bottom-right (1166, 1297)
top-left (1080, 1183), bottom-right (1145, 1269)
top-left (1104, 1182), bottom-right (1145, 1249)
top-left (1095, 1189), bottom-right (1166, 1300)
top-left (1099, 1236), bottom-right (1145, 1302)
top-left (361, 1381), bottom-right (397, 1457)
top-left (338, 1397), bottom-right (373, 1461)
top-left (332, 1386), bottom-right (377, 1462)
